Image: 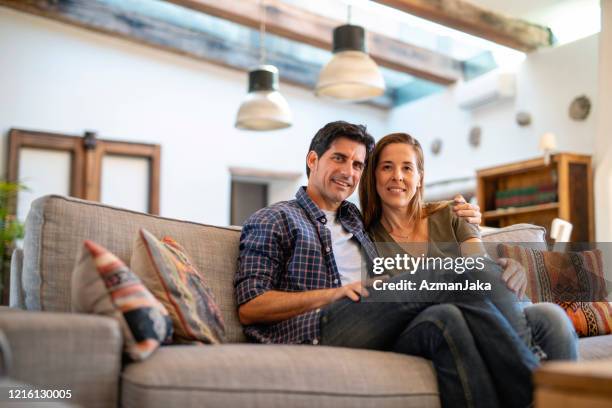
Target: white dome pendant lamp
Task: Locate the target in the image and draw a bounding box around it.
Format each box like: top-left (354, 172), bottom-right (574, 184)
top-left (316, 6), bottom-right (385, 101)
top-left (235, 1), bottom-right (292, 130)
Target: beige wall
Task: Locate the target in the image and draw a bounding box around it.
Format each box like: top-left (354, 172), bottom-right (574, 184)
top-left (595, 0), bottom-right (612, 241)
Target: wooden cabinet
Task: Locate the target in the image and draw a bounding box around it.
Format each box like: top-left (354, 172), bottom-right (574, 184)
top-left (535, 359), bottom-right (612, 408)
top-left (476, 153), bottom-right (594, 242)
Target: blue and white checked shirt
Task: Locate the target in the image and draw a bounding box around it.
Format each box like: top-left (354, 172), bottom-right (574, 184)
top-left (235, 187), bottom-right (378, 344)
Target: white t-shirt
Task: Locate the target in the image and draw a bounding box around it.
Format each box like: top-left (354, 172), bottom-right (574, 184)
top-left (322, 210), bottom-right (364, 286)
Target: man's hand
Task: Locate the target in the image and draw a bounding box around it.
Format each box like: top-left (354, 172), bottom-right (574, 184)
top-left (238, 282), bottom-right (370, 325)
top-left (333, 281), bottom-right (369, 302)
top-left (497, 258), bottom-right (527, 299)
top-left (452, 194), bottom-right (481, 225)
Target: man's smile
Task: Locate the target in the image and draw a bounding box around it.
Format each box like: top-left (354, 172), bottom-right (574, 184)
top-left (331, 177), bottom-right (352, 188)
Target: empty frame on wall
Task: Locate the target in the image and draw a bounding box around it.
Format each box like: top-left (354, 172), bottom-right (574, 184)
top-left (7, 129), bottom-right (161, 218)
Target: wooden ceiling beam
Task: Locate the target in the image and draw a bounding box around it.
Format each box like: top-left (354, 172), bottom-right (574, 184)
top-left (372, 0), bottom-right (554, 52)
top-left (166, 0), bottom-right (463, 84)
top-left (0, 0), bottom-right (395, 108)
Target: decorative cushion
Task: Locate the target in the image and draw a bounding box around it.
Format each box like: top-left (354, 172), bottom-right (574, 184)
top-left (71, 240), bottom-right (173, 360)
top-left (481, 224), bottom-right (547, 246)
top-left (498, 244), bottom-right (612, 337)
top-left (131, 228), bottom-right (225, 344)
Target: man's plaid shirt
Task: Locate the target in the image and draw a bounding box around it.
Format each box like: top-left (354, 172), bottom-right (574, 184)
top-left (235, 187), bottom-right (378, 344)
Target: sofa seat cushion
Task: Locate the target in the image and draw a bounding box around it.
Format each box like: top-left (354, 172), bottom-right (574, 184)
top-left (579, 335), bottom-right (612, 360)
top-left (121, 344), bottom-right (439, 408)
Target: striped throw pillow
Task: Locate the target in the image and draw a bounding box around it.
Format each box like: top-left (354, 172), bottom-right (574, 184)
top-left (72, 240), bottom-right (173, 360)
top-left (498, 244), bottom-right (611, 337)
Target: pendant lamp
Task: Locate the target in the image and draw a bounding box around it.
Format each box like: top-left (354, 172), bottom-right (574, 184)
top-left (316, 10), bottom-right (385, 101)
top-left (235, 1), bottom-right (292, 130)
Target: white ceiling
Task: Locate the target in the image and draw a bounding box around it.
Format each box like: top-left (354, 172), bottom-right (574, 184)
top-left (469, 0), bottom-right (574, 20)
top-left (469, 0), bottom-right (601, 44)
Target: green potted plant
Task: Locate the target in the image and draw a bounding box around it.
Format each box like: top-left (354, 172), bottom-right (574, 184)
top-left (0, 181), bottom-right (26, 305)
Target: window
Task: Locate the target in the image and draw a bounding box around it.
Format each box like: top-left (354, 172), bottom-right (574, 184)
top-left (7, 129), bottom-right (161, 217)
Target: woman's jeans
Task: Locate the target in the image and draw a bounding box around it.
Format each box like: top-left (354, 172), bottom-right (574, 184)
top-left (320, 260), bottom-right (541, 408)
top-left (522, 302), bottom-right (578, 360)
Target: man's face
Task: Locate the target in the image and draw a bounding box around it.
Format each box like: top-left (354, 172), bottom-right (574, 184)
top-left (307, 137), bottom-right (367, 209)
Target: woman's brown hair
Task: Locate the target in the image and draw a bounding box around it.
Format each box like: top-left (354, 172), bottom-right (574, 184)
top-left (359, 133), bottom-right (447, 230)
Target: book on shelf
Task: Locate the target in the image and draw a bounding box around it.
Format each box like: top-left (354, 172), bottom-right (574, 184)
top-left (494, 183), bottom-right (557, 209)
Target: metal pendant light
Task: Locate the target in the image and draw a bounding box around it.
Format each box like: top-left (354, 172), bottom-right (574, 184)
top-left (316, 6), bottom-right (385, 101)
top-left (235, 1), bottom-right (292, 130)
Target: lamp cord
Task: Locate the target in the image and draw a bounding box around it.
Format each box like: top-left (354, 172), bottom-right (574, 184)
top-left (347, 4), bottom-right (352, 24)
top-left (259, 0), bottom-right (267, 65)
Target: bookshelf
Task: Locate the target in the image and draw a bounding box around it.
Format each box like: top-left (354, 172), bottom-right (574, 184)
top-left (476, 153), bottom-right (594, 242)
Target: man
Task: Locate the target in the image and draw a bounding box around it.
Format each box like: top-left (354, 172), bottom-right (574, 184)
top-left (235, 121), bottom-right (577, 408)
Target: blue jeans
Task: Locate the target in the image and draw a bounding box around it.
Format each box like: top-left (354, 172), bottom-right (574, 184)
top-left (473, 260), bottom-right (578, 361)
top-left (523, 302), bottom-right (579, 360)
top-left (394, 304), bottom-right (501, 408)
top-left (390, 303), bottom-right (577, 408)
top-left (319, 267), bottom-right (540, 408)
top-left (392, 302), bottom-right (578, 408)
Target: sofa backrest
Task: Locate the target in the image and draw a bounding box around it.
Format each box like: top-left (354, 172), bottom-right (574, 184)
top-left (15, 195), bottom-right (550, 344)
top-left (480, 223), bottom-right (547, 245)
top-left (18, 195), bottom-right (247, 343)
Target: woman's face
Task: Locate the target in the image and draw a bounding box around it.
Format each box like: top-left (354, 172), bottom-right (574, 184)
top-left (375, 143), bottom-right (422, 210)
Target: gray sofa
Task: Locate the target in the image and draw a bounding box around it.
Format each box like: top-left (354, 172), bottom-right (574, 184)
top-left (1, 195), bottom-right (612, 408)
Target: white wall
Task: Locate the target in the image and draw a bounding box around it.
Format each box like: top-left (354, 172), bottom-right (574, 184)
top-left (0, 5), bottom-right (604, 231)
top-left (387, 34), bottom-right (599, 185)
top-left (0, 7), bottom-right (388, 225)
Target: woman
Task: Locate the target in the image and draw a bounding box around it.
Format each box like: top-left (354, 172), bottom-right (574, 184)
top-left (359, 133), bottom-right (539, 408)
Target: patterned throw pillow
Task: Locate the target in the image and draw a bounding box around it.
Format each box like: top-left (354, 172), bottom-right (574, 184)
top-left (498, 244), bottom-right (612, 337)
top-left (71, 240), bottom-right (173, 360)
top-left (130, 228), bottom-right (225, 344)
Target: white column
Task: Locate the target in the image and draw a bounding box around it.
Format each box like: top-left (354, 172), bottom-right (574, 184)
top-left (594, 0), bottom-right (612, 241)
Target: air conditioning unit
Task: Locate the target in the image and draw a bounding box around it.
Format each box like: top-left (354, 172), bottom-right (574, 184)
top-left (455, 71), bottom-right (516, 110)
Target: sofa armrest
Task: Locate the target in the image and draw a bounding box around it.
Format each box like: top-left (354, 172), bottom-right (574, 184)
top-left (0, 310), bottom-right (122, 408)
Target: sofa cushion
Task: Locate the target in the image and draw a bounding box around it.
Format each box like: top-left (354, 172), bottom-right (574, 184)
top-left (72, 240), bottom-right (173, 360)
top-left (22, 195), bottom-right (246, 343)
top-left (579, 335), bottom-right (612, 360)
top-left (480, 224), bottom-right (548, 261)
top-left (481, 224), bottom-right (547, 246)
top-left (131, 229), bottom-right (225, 344)
top-left (121, 344), bottom-right (439, 408)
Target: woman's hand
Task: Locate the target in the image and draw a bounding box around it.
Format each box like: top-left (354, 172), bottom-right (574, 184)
top-left (452, 194), bottom-right (481, 225)
top-left (497, 258), bottom-right (528, 299)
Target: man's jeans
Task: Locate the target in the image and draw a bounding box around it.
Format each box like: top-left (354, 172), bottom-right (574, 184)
top-left (319, 262), bottom-right (541, 408)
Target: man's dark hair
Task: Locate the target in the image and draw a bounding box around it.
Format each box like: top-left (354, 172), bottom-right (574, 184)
top-left (306, 121), bottom-right (375, 177)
